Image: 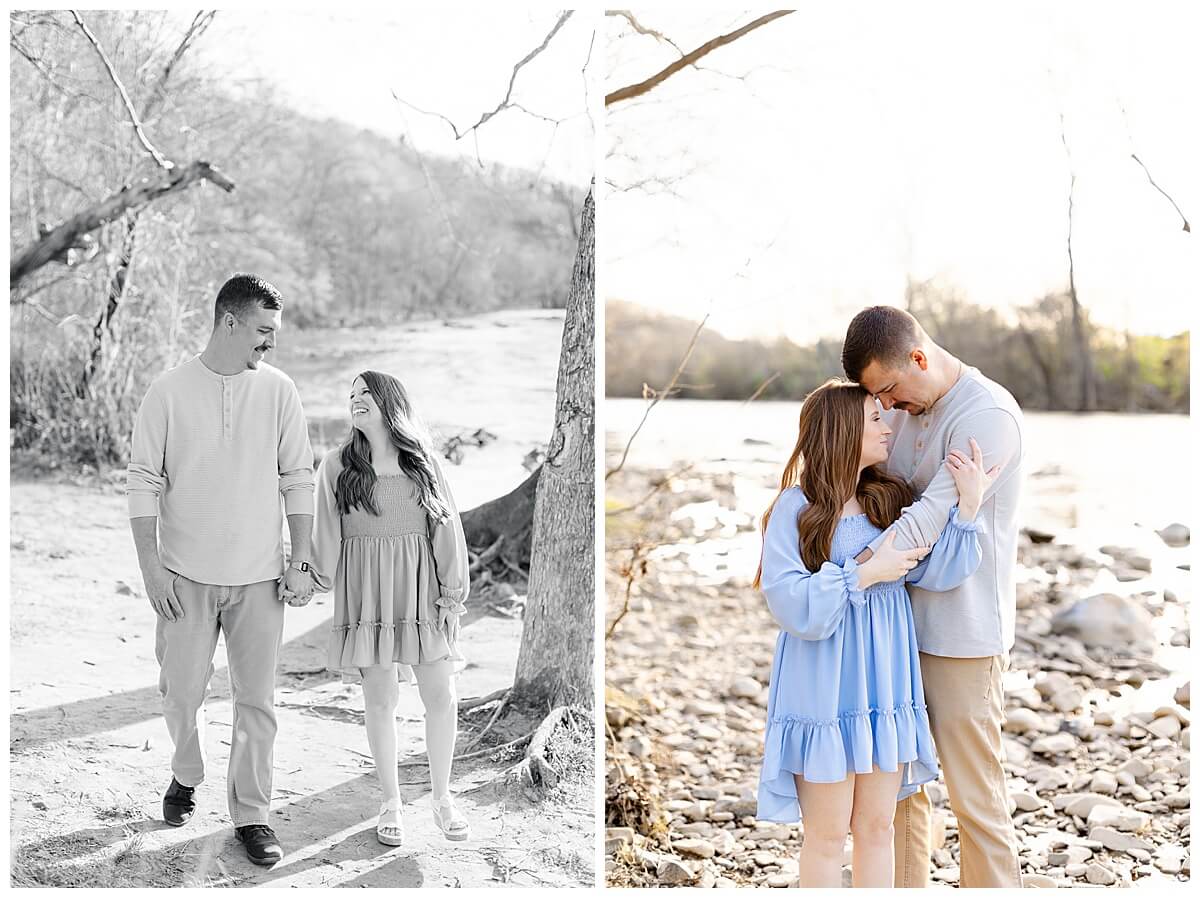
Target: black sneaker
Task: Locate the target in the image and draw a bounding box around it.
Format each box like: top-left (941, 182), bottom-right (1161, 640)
top-left (236, 824), bottom-right (283, 866)
top-left (162, 777), bottom-right (196, 827)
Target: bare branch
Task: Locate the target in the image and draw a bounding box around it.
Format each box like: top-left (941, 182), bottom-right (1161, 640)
top-left (394, 11), bottom-right (574, 141)
top-left (70, 10), bottom-right (172, 170)
top-left (10, 161), bottom-right (235, 288)
top-left (742, 371), bottom-right (781, 405)
top-left (1130, 153), bottom-right (1191, 233)
top-left (606, 463), bottom-right (695, 517)
top-left (607, 10), bottom-right (683, 56)
top-left (605, 313), bottom-right (708, 481)
top-left (606, 10), bottom-right (793, 106)
top-left (142, 10), bottom-right (216, 122)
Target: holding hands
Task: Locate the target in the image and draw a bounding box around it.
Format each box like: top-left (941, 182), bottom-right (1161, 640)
top-left (945, 437), bottom-right (1001, 521)
top-left (278, 561), bottom-right (316, 607)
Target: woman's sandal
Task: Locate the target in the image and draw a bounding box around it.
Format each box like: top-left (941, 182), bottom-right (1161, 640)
top-left (376, 797), bottom-right (404, 847)
top-left (431, 794), bottom-right (470, 841)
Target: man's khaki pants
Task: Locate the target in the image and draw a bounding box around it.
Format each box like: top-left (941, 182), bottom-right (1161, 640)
top-left (893, 653), bottom-right (1023, 888)
top-left (155, 574), bottom-right (284, 827)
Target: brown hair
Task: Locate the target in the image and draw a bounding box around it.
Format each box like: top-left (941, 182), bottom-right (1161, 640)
top-left (753, 379), bottom-right (913, 586)
top-left (841, 306), bottom-right (922, 383)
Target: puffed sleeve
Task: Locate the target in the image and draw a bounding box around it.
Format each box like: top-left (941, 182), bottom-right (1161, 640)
top-left (760, 488), bottom-right (867, 641)
top-left (429, 455), bottom-right (470, 613)
top-left (309, 451), bottom-right (342, 593)
top-left (905, 505), bottom-right (984, 592)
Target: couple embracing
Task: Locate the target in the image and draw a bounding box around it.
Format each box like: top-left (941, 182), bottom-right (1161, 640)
top-left (755, 306), bottom-right (1025, 888)
top-left (127, 274), bottom-right (469, 866)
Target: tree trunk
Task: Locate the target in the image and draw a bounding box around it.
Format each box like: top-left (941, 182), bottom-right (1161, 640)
top-left (510, 185), bottom-right (594, 709)
top-left (79, 214), bottom-right (138, 392)
top-left (1016, 321), bottom-right (1062, 408)
top-left (460, 466), bottom-right (540, 569)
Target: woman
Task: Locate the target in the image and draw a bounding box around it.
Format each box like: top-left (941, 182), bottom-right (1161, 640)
top-left (754, 379), bottom-right (997, 888)
top-left (306, 370), bottom-right (471, 846)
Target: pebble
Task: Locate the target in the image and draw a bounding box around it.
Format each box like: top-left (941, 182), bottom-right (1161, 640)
top-left (1175, 681), bottom-right (1190, 707)
top-left (1012, 791), bottom-right (1043, 812)
top-left (1031, 733), bottom-right (1076, 756)
top-left (1022, 873), bottom-right (1059, 887)
top-left (1061, 793), bottom-right (1121, 817)
top-left (1145, 716), bottom-right (1181, 739)
top-left (1085, 863), bottom-right (1117, 885)
top-left (1003, 707), bottom-right (1047, 734)
top-left (1090, 771), bottom-right (1118, 795)
top-left (1051, 687), bottom-right (1084, 713)
top-left (729, 676), bottom-right (762, 699)
top-left (1088, 826), bottom-right (1153, 853)
top-left (675, 838), bottom-right (715, 859)
top-left (1087, 804), bottom-right (1151, 832)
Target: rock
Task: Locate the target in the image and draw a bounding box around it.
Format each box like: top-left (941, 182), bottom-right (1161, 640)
top-left (1175, 681), bottom-right (1190, 708)
top-left (1049, 593), bottom-right (1155, 650)
top-left (606, 827), bottom-right (636, 854)
top-left (1012, 791), bottom-right (1044, 812)
top-left (710, 831), bottom-right (738, 856)
top-left (675, 838), bottom-right (716, 859)
top-left (932, 865), bottom-right (959, 883)
top-left (1064, 864), bottom-right (1089, 878)
top-left (766, 873), bottom-right (797, 887)
top-left (1146, 716), bottom-right (1181, 739)
top-left (1062, 793), bottom-right (1123, 817)
top-left (1004, 707), bottom-right (1048, 734)
top-left (1153, 844), bottom-right (1188, 874)
top-left (655, 857), bottom-right (695, 884)
top-left (1022, 872), bottom-right (1059, 887)
top-left (1090, 771), bottom-right (1118, 795)
top-left (1118, 757), bottom-right (1153, 780)
top-left (1031, 733), bottom-right (1076, 756)
top-left (1036, 671), bottom-right (1074, 699)
top-left (730, 676), bottom-right (762, 700)
top-left (1002, 736), bottom-right (1032, 766)
top-left (628, 734), bottom-right (652, 758)
top-left (1156, 523), bottom-right (1189, 547)
top-left (1050, 687), bottom-right (1084, 713)
top-left (1050, 845), bottom-right (1094, 866)
top-left (1085, 863), bottom-right (1117, 885)
top-left (115, 580), bottom-right (135, 596)
top-left (1087, 803), bottom-right (1152, 832)
top-left (1163, 788), bottom-right (1189, 809)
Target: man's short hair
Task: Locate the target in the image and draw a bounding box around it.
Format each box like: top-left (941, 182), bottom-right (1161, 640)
top-left (841, 306), bottom-right (922, 383)
top-left (213, 274), bottom-right (283, 326)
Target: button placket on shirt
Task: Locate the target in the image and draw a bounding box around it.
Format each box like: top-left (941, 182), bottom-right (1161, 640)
top-left (221, 376), bottom-right (233, 441)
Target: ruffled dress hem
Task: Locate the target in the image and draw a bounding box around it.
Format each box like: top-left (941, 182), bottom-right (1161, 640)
top-left (756, 701), bottom-right (939, 823)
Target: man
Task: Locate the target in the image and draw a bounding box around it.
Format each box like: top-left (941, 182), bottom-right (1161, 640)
top-left (127, 274), bottom-right (317, 867)
top-left (842, 306), bottom-right (1024, 888)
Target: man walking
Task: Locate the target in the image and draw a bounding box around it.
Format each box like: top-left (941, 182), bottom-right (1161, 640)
top-left (842, 305), bottom-right (1024, 888)
top-left (127, 274), bottom-right (316, 866)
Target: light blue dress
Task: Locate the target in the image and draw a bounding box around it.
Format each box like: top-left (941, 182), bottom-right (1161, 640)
top-left (756, 487), bottom-right (983, 823)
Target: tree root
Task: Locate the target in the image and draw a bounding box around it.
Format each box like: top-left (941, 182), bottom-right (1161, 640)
top-left (505, 704), bottom-right (587, 791)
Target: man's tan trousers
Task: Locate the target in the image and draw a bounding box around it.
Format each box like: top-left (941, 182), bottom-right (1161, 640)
top-left (155, 573), bottom-right (284, 827)
top-left (893, 653), bottom-right (1023, 888)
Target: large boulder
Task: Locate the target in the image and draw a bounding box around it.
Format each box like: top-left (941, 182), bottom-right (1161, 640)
top-left (1049, 593), bottom-right (1155, 650)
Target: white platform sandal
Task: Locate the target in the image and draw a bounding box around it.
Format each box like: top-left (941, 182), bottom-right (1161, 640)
top-left (431, 794), bottom-right (470, 841)
top-left (376, 797), bottom-right (404, 847)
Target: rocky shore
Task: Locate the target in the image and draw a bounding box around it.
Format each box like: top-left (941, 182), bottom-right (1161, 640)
top-left (604, 467), bottom-right (1190, 888)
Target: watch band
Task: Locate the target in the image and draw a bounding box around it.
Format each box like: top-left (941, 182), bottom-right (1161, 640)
top-left (290, 561), bottom-right (311, 573)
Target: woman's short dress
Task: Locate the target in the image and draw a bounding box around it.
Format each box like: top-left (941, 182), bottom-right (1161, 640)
top-left (312, 452), bottom-right (469, 684)
top-left (756, 486), bottom-right (983, 823)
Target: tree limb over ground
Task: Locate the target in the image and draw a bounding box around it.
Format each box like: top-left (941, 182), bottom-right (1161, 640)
top-left (10, 162), bottom-right (235, 289)
top-left (605, 10), bottom-right (793, 106)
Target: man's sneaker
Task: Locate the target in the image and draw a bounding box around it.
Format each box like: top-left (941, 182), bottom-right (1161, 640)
top-left (235, 824), bottom-right (283, 867)
top-left (162, 777), bottom-right (196, 827)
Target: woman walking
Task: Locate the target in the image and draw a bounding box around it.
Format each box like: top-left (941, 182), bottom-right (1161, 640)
top-left (307, 370), bottom-right (471, 845)
top-left (754, 379), bottom-right (997, 887)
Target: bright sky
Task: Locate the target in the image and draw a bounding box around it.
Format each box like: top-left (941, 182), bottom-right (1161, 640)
top-left (168, 8), bottom-right (596, 187)
top-left (604, 5), bottom-right (1197, 342)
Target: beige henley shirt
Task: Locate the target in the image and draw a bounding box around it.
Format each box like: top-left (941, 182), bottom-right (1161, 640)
top-left (126, 356), bottom-right (315, 586)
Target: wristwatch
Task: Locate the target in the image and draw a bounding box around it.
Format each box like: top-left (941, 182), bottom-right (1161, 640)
top-left (289, 560), bottom-right (311, 573)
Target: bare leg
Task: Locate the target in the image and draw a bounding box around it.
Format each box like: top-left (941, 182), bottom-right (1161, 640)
top-left (360, 664), bottom-right (401, 810)
top-left (850, 767), bottom-right (904, 888)
top-left (413, 659), bottom-right (457, 799)
top-left (795, 773), bottom-right (855, 888)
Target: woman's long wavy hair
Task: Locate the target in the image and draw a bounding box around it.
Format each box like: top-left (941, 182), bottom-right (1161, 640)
top-left (753, 379), bottom-right (913, 586)
top-left (335, 370), bottom-right (451, 524)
